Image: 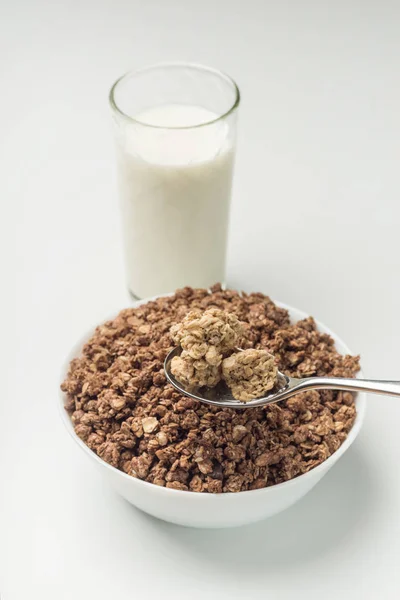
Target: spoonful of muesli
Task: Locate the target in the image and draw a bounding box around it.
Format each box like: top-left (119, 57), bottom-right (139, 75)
top-left (164, 308), bottom-right (400, 408)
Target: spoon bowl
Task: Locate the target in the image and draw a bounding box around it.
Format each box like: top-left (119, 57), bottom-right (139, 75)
top-left (164, 346), bottom-right (293, 408)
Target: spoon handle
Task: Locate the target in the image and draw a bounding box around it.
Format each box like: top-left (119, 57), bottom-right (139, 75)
top-left (295, 377), bottom-right (400, 397)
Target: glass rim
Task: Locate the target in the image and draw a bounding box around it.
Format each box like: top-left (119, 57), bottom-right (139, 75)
top-left (109, 62), bottom-right (240, 130)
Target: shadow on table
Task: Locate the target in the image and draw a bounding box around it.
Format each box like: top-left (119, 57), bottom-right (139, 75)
top-left (139, 445), bottom-right (380, 572)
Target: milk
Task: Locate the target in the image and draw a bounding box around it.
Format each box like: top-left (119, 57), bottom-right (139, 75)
top-left (116, 104), bottom-right (235, 298)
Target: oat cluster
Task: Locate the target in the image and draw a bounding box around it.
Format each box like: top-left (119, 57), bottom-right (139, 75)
top-left (171, 307), bottom-right (278, 401)
top-left (170, 351), bottom-right (221, 388)
top-left (171, 307), bottom-right (244, 356)
top-left (61, 284), bottom-right (360, 493)
top-left (222, 349), bottom-right (278, 402)
top-left (170, 308), bottom-right (243, 389)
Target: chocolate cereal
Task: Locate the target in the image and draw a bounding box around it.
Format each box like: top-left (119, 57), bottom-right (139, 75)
top-left (61, 285), bottom-right (360, 493)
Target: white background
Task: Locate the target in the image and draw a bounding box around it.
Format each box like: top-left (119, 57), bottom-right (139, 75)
top-left (3, 0), bottom-right (400, 598)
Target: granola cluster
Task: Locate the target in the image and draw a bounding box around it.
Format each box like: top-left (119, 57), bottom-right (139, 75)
top-left (171, 308), bottom-right (244, 356)
top-left (61, 284), bottom-right (360, 493)
top-left (170, 351), bottom-right (221, 388)
top-left (171, 308), bottom-right (278, 401)
top-left (170, 308), bottom-right (243, 389)
top-left (222, 349), bottom-right (278, 402)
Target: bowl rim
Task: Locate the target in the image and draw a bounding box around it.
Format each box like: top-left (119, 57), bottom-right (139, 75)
top-left (58, 297), bottom-right (366, 498)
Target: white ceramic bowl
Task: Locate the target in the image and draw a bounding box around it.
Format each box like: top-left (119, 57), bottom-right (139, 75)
top-left (59, 300), bottom-right (366, 529)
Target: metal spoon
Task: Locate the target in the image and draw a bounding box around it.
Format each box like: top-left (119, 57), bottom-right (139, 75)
top-left (164, 346), bottom-right (400, 408)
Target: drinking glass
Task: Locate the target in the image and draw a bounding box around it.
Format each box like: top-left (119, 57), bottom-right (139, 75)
top-left (110, 62), bottom-right (240, 299)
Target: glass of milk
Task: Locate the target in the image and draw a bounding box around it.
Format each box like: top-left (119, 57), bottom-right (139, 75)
top-left (109, 62), bottom-right (240, 299)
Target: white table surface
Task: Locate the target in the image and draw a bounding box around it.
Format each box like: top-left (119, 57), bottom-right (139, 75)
top-left (3, 0), bottom-right (400, 598)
